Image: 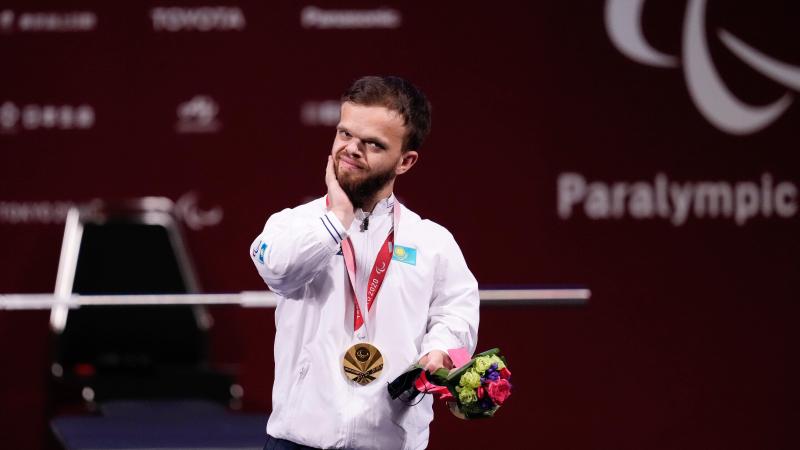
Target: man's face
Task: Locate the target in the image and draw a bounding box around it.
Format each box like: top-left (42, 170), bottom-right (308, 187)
top-left (331, 102), bottom-right (409, 208)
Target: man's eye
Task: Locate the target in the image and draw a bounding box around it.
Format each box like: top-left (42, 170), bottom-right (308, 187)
top-left (367, 142), bottom-right (384, 150)
top-left (339, 130), bottom-right (351, 138)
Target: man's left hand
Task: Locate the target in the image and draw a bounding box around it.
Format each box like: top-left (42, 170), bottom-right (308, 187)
top-left (419, 350), bottom-right (454, 373)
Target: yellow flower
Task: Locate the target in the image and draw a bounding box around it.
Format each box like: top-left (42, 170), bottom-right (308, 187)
top-left (458, 387), bottom-right (478, 404)
top-left (489, 355), bottom-right (506, 370)
top-left (459, 369), bottom-right (482, 389)
top-left (474, 356), bottom-right (491, 373)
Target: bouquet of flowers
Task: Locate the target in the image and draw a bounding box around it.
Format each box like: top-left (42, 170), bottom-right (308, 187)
top-left (388, 348), bottom-right (512, 419)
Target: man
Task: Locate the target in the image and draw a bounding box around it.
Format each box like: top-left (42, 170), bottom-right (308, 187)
top-left (250, 76), bottom-right (479, 450)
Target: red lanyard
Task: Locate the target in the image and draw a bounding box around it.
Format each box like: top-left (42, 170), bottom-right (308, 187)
top-left (328, 196), bottom-right (401, 337)
top-left (342, 231), bottom-right (394, 334)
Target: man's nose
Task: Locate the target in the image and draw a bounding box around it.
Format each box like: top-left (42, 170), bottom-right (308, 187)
top-left (345, 140), bottom-right (364, 157)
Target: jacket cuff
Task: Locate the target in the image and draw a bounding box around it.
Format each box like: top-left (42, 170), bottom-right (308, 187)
top-left (318, 211), bottom-right (349, 251)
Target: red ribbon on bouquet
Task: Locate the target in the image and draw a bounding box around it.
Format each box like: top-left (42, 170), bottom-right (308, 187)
top-left (414, 347), bottom-right (473, 401)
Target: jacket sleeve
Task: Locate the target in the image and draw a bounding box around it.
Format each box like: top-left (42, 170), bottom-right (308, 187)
top-left (249, 206), bottom-right (348, 297)
top-left (419, 231), bottom-right (480, 359)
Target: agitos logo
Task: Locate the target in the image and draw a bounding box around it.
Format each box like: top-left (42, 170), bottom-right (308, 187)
top-left (605, 0), bottom-right (800, 135)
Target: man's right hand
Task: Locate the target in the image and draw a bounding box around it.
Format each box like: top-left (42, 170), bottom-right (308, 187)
top-left (325, 156), bottom-right (354, 229)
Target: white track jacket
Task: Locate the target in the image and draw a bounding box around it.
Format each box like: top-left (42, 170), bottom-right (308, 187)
top-left (250, 195), bottom-right (479, 450)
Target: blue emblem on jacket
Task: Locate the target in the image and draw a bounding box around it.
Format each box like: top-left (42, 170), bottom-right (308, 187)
top-left (258, 242), bottom-right (267, 264)
top-left (391, 245), bottom-right (416, 266)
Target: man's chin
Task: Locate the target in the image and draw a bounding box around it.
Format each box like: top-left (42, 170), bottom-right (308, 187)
top-left (337, 173), bottom-right (366, 187)
top-left (335, 164), bottom-right (395, 209)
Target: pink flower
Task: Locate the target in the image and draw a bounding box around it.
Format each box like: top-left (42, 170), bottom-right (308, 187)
top-left (477, 386), bottom-right (485, 399)
top-left (487, 379), bottom-right (512, 405)
top-left (499, 367), bottom-right (511, 379)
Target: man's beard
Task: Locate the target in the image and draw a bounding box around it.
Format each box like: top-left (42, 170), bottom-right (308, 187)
top-left (335, 162), bottom-right (396, 210)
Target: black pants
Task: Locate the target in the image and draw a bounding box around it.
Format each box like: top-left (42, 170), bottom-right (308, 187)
top-left (263, 434), bottom-right (323, 450)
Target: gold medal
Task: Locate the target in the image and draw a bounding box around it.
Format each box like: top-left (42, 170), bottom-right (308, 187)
top-left (343, 343), bottom-right (384, 385)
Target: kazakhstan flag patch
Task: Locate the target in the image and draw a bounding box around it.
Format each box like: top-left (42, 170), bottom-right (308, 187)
top-left (391, 244), bottom-right (417, 266)
top-left (258, 242), bottom-right (267, 264)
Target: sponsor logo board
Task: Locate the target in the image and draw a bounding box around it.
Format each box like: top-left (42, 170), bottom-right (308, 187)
top-left (301, 6), bottom-right (401, 29)
top-left (176, 95), bottom-right (221, 134)
top-left (301, 100), bottom-right (340, 126)
top-left (0, 10), bottom-right (97, 33)
top-left (0, 102), bottom-right (94, 133)
top-left (151, 7), bottom-right (245, 32)
top-left (0, 192), bottom-right (223, 230)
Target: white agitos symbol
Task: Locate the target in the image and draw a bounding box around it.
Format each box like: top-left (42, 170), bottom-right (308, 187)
top-left (605, 0), bottom-right (800, 135)
top-left (375, 261), bottom-right (387, 274)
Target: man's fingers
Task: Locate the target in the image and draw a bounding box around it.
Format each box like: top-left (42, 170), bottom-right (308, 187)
top-left (325, 155), bottom-right (355, 227)
top-left (420, 354), bottom-right (444, 373)
top-left (326, 156), bottom-right (344, 191)
top-left (443, 355), bottom-right (454, 370)
top-left (424, 362), bottom-right (442, 373)
top-left (325, 156), bottom-right (334, 184)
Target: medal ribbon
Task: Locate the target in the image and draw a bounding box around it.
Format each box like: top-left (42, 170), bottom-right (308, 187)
top-left (342, 230), bottom-right (393, 334)
top-left (328, 196), bottom-right (400, 337)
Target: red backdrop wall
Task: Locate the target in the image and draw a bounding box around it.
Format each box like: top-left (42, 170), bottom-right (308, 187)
top-left (1, 1), bottom-right (798, 448)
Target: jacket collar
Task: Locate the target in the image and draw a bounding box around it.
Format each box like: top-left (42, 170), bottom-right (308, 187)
top-left (355, 193), bottom-right (395, 220)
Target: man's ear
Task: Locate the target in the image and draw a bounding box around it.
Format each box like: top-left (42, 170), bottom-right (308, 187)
top-left (396, 150), bottom-right (419, 175)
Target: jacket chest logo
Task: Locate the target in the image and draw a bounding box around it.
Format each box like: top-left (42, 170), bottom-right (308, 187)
top-left (391, 245), bottom-right (417, 266)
